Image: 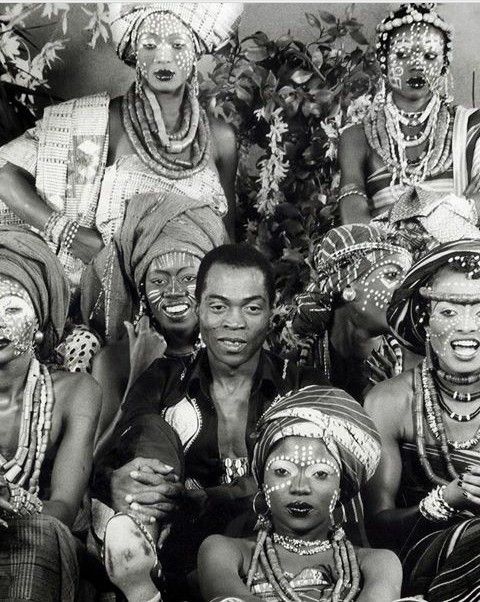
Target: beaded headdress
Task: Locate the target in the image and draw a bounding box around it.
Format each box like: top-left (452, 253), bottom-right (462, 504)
top-left (252, 385), bottom-right (381, 502)
top-left (388, 239), bottom-right (480, 355)
top-left (110, 2), bottom-right (244, 65)
top-left (376, 3), bottom-right (453, 75)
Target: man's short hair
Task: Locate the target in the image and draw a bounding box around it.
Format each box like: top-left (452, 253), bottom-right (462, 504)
top-left (195, 243), bottom-right (275, 305)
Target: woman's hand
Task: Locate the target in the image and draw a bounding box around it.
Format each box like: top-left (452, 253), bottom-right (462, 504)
top-left (444, 466), bottom-right (480, 511)
top-left (124, 316), bottom-right (167, 393)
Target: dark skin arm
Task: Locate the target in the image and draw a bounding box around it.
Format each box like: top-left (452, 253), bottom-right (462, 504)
top-left (0, 164), bottom-right (104, 264)
top-left (356, 548), bottom-right (402, 602)
top-left (198, 534), bottom-right (261, 602)
top-left (364, 372), bottom-right (477, 549)
top-left (211, 118), bottom-right (238, 241)
top-left (43, 373), bottom-right (101, 528)
top-left (337, 125), bottom-right (371, 225)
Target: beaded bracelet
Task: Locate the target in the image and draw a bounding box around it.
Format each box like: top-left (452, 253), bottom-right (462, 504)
top-left (60, 220), bottom-right (80, 254)
top-left (336, 189), bottom-right (369, 204)
top-left (9, 485), bottom-right (43, 516)
top-left (419, 485), bottom-right (457, 521)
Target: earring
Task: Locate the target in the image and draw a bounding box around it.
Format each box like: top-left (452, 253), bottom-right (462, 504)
top-left (425, 330), bottom-right (434, 370)
top-left (329, 490), bottom-right (339, 526)
top-left (189, 63), bottom-right (199, 97)
top-left (342, 286), bottom-right (357, 302)
top-left (34, 331), bottom-right (44, 346)
top-left (135, 63), bottom-right (144, 95)
top-left (133, 295), bottom-right (147, 328)
top-left (253, 490), bottom-right (272, 531)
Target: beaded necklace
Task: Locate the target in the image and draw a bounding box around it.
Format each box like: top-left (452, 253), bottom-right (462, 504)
top-left (364, 92), bottom-right (453, 188)
top-left (434, 375), bottom-right (480, 403)
top-left (436, 394), bottom-right (480, 422)
top-left (246, 522), bottom-right (360, 602)
top-left (122, 82), bottom-right (211, 180)
top-left (273, 532), bottom-right (332, 555)
top-left (0, 357), bottom-right (54, 495)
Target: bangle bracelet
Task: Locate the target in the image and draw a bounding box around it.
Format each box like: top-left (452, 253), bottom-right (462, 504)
top-left (337, 189), bottom-right (368, 203)
top-left (60, 220), bottom-right (80, 253)
top-left (9, 485), bottom-right (43, 516)
top-left (419, 485), bottom-right (457, 522)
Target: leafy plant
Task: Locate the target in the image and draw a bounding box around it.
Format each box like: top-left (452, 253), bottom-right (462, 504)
top-left (0, 3), bottom-right (111, 145)
top-left (201, 5), bottom-right (379, 345)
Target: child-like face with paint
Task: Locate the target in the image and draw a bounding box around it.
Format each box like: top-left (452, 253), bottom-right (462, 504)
top-left (144, 251), bottom-right (200, 339)
top-left (136, 11), bottom-right (196, 94)
top-left (387, 23), bottom-right (446, 101)
top-left (428, 267), bottom-right (480, 375)
top-left (263, 436), bottom-right (341, 539)
top-left (0, 276), bottom-right (38, 363)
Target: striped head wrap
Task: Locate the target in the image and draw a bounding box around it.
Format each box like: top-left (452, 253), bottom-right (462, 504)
top-left (388, 239), bottom-right (480, 355)
top-left (252, 385), bottom-right (381, 502)
top-left (0, 226), bottom-right (70, 359)
top-left (110, 3), bottom-right (243, 64)
top-left (293, 223), bottom-right (412, 337)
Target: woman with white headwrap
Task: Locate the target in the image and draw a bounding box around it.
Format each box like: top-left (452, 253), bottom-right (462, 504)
top-left (0, 2), bottom-right (242, 291)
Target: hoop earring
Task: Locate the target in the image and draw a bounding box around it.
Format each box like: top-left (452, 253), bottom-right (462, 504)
top-left (342, 286), bottom-right (356, 302)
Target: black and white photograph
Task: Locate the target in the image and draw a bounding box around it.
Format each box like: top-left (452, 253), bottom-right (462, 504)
top-left (0, 2), bottom-right (479, 600)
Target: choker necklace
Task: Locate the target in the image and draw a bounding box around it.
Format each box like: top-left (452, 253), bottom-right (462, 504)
top-left (436, 368), bottom-right (480, 386)
top-left (272, 532), bottom-right (332, 555)
top-left (434, 375), bottom-right (480, 402)
top-left (437, 394), bottom-right (480, 422)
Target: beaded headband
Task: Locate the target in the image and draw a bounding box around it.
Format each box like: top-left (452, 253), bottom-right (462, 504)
top-left (316, 241), bottom-right (411, 277)
top-left (420, 287), bottom-right (480, 304)
top-left (376, 3), bottom-right (453, 75)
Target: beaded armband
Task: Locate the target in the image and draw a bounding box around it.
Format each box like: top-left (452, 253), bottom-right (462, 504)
top-left (419, 485), bottom-right (457, 522)
top-left (336, 187), bottom-right (368, 204)
top-left (60, 220), bottom-right (80, 254)
top-left (9, 485), bottom-right (43, 516)
top-left (43, 211), bottom-right (70, 252)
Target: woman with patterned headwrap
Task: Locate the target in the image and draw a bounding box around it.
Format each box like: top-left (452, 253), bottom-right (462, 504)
top-left (81, 190), bottom-right (226, 442)
top-left (365, 239), bottom-right (480, 600)
top-left (292, 223), bottom-right (413, 402)
top-left (0, 2), bottom-right (241, 292)
top-left (0, 227), bottom-right (101, 601)
top-left (198, 384), bottom-right (402, 601)
top-left (338, 3), bottom-right (480, 225)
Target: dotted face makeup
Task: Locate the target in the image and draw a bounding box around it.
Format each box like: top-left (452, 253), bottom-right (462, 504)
top-left (358, 253), bottom-right (411, 314)
top-left (387, 23), bottom-right (445, 93)
top-left (0, 277), bottom-right (38, 357)
top-left (263, 443), bottom-right (340, 508)
top-left (136, 12), bottom-right (196, 85)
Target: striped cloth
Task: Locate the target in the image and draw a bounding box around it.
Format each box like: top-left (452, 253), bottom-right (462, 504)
top-left (0, 514), bottom-right (79, 601)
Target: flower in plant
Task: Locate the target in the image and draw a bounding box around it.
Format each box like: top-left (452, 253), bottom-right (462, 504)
top-left (346, 93), bottom-right (372, 125)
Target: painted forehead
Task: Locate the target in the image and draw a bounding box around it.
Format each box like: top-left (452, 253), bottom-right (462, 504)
top-left (149, 251), bottom-right (200, 272)
top-left (389, 23), bottom-right (445, 50)
top-left (431, 265), bottom-right (480, 294)
top-left (137, 11), bottom-right (194, 42)
top-left (0, 276), bottom-right (32, 302)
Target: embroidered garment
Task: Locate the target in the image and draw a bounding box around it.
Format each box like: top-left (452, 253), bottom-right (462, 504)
top-left (365, 106), bottom-right (480, 217)
top-left (0, 94), bottom-right (227, 287)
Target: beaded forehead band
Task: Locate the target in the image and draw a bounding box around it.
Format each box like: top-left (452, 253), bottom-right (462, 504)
top-left (376, 4), bottom-right (453, 74)
top-left (420, 287), bottom-right (480, 304)
top-left (316, 242), bottom-right (411, 277)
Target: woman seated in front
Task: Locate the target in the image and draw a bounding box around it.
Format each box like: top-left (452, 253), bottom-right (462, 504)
top-left (197, 384), bottom-right (402, 601)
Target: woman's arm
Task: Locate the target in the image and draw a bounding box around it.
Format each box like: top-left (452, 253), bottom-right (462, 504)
top-left (337, 125), bottom-right (371, 225)
top-left (211, 119), bottom-right (238, 241)
top-left (198, 534), bottom-right (261, 602)
top-left (0, 163), bottom-right (104, 264)
top-left (357, 548), bottom-right (402, 602)
top-left (44, 373), bottom-right (101, 528)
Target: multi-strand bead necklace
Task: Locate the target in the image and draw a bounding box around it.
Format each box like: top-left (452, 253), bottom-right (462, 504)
top-left (246, 521), bottom-right (360, 602)
top-left (122, 81), bottom-right (211, 180)
top-left (0, 357), bottom-right (54, 495)
top-left (415, 359), bottom-right (480, 486)
top-left (364, 92), bottom-right (453, 188)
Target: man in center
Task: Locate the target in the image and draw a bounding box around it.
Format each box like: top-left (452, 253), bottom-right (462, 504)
top-left (93, 243), bottom-right (329, 601)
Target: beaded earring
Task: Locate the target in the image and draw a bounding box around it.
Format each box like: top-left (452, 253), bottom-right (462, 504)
top-left (133, 294), bottom-right (148, 328)
top-left (189, 62), bottom-right (199, 97)
top-left (425, 330), bottom-right (434, 370)
top-left (342, 286), bottom-right (357, 303)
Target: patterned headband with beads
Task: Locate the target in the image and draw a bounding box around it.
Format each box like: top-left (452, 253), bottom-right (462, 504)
top-left (388, 239), bottom-right (480, 354)
top-left (376, 3), bottom-right (453, 74)
top-left (110, 2), bottom-right (244, 65)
